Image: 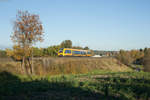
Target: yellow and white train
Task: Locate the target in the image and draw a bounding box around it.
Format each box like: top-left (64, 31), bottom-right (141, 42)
top-left (58, 48), bottom-right (92, 57)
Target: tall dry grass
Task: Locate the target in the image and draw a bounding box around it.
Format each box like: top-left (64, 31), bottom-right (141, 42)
top-left (0, 57), bottom-right (131, 75)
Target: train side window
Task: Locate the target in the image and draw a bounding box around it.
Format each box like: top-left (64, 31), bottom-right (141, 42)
top-left (72, 51), bottom-right (80, 54)
top-left (72, 51), bottom-right (75, 54)
top-left (83, 51), bottom-right (86, 55)
top-left (69, 50), bottom-right (71, 53)
top-left (88, 51), bottom-right (91, 54)
top-left (65, 50), bottom-right (71, 54)
top-left (81, 51), bottom-right (85, 55)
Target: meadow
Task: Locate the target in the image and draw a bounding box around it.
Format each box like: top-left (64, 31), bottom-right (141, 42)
top-left (0, 70), bottom-right (150, 100)
top-left (0, 57), bottom-right (149, 100)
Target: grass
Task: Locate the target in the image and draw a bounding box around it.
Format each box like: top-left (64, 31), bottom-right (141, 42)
top-left (0, 70), bottom-right (150, 100)
top-left (0, 57), bottom-right (132, 75)
top-left (0, 57), bottom-right (148, 100)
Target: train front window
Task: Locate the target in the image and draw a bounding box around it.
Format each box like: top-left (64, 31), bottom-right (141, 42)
top-left (59, 50), bottom-right (63, 53)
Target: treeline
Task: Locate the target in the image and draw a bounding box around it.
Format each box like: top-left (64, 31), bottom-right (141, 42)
top-left (33, 40), bottom-right (89, 57)
top-left (0, 40), bottom-right (90, 58)
top-left (116, 48), bottom-right (150, 72)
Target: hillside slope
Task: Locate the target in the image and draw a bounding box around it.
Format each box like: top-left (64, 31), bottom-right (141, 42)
top-left (0, 57), bottom-right (132, 75)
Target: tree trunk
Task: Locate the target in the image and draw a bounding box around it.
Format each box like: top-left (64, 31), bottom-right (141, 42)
top-left (24, 57), bottom-right (30, 75)
top-left (20, 61), bottom-right (24, 74)
top-left (22, 57), bottom-right (25, 74)
top-left (28, 58), bottom-right (34, 75)
top-left (31, 56), bottom-right (34, 75)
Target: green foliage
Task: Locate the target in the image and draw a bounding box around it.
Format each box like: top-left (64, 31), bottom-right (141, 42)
top-left (0, 50), bottom-right (7, 58)
top-left (72, 46), bottom-right (83, 49)
top-left (83, 46), bottom-right (89, 50)
top-left (1, 40), bottom-right (91, 58)
top-left (44, 45), bottom-right (60, 56)
top-left (60, 40), bottom-right (72, 48)
top-left (0, 71), bottom-right (150, 100)
top-left (28, 45), bottom-right (60, 57)
top-left (32, 47), bottom-right (43, 57)
top-left (41, 45), bottom-right (60, 57)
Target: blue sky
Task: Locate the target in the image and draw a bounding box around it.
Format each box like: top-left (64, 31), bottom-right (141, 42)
top-left (0, 0), bottom-right (150, 50)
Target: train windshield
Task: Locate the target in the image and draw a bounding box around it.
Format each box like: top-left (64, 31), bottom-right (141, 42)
top-left (59, 48), bottom-right (64, 53)
top-left (59, 50), bottom-right (63, 53)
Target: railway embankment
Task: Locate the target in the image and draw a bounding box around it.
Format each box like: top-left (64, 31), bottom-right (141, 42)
top-left (0, 57), bottom-right (132, 75)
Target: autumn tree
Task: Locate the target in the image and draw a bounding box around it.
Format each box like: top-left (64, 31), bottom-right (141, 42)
top-left (11, 11), bottom-right (44, 75)
top-left (143, 48), bottom-right (150, 72)
top-left (116, 49), bottom-right (146, 66)
top-left (6, 45), bottom-right (25, 61)
top-left (116, 50), bottom-right (134, 66)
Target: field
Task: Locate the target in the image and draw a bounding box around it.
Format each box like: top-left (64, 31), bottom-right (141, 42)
top-left (0, 70), bottom-right (150, 100)
top-left (0, 57), bottom-right (149, 100)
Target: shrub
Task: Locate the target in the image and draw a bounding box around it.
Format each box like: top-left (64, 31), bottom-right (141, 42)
top-left (143, 49), bottom-right (150, 72)
top-left (116, 50), bottom-right (134, 66)
top-left (116, 49), bottom-right (144, 66)
top-left (0, 50), bottom-right (7, 58)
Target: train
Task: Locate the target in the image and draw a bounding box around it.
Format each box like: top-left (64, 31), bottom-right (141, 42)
top-left (58, 48), bottom-right (92, 57)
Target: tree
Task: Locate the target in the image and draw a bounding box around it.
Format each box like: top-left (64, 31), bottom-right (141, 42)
top-left (60, 40), bottom-right (72, 48)
top-left (83, 46), bottom-right (89, 50)
top-left (6, 45), bottom-right (25, 61)
top-left (11, 10), bottom-right (44, 75)
top-left (72, 46), bottom-right (83, 49)
top-left (143, 49), bottom-right (150, 72)
top-left (0, 50), bottom-right (7, 58)
top-left (47, 45), bottom-right (60, 56)
top-left (42, 45), bottom-right (60, 57)
top-left (32, 47), bottom-right (43, 57)
top-left (116, 50), bottom-right (134, 66)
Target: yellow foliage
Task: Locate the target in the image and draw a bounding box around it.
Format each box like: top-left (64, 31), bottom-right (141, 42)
top-left (6, 45), bottom-right (32, 61)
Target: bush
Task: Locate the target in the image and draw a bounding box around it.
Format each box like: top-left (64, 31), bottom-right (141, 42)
top-left (0, 50), bottom-right (7, 58)
top-left (116, 50), bottom-right (134, 66)
top-left (143, 49), bottom-right (150, 72)
top-left (116, 49), bottom-right (144, 66)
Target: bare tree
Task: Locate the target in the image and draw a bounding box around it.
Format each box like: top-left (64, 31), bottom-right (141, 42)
top-left (11, 10), bottom-right (44, 75)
